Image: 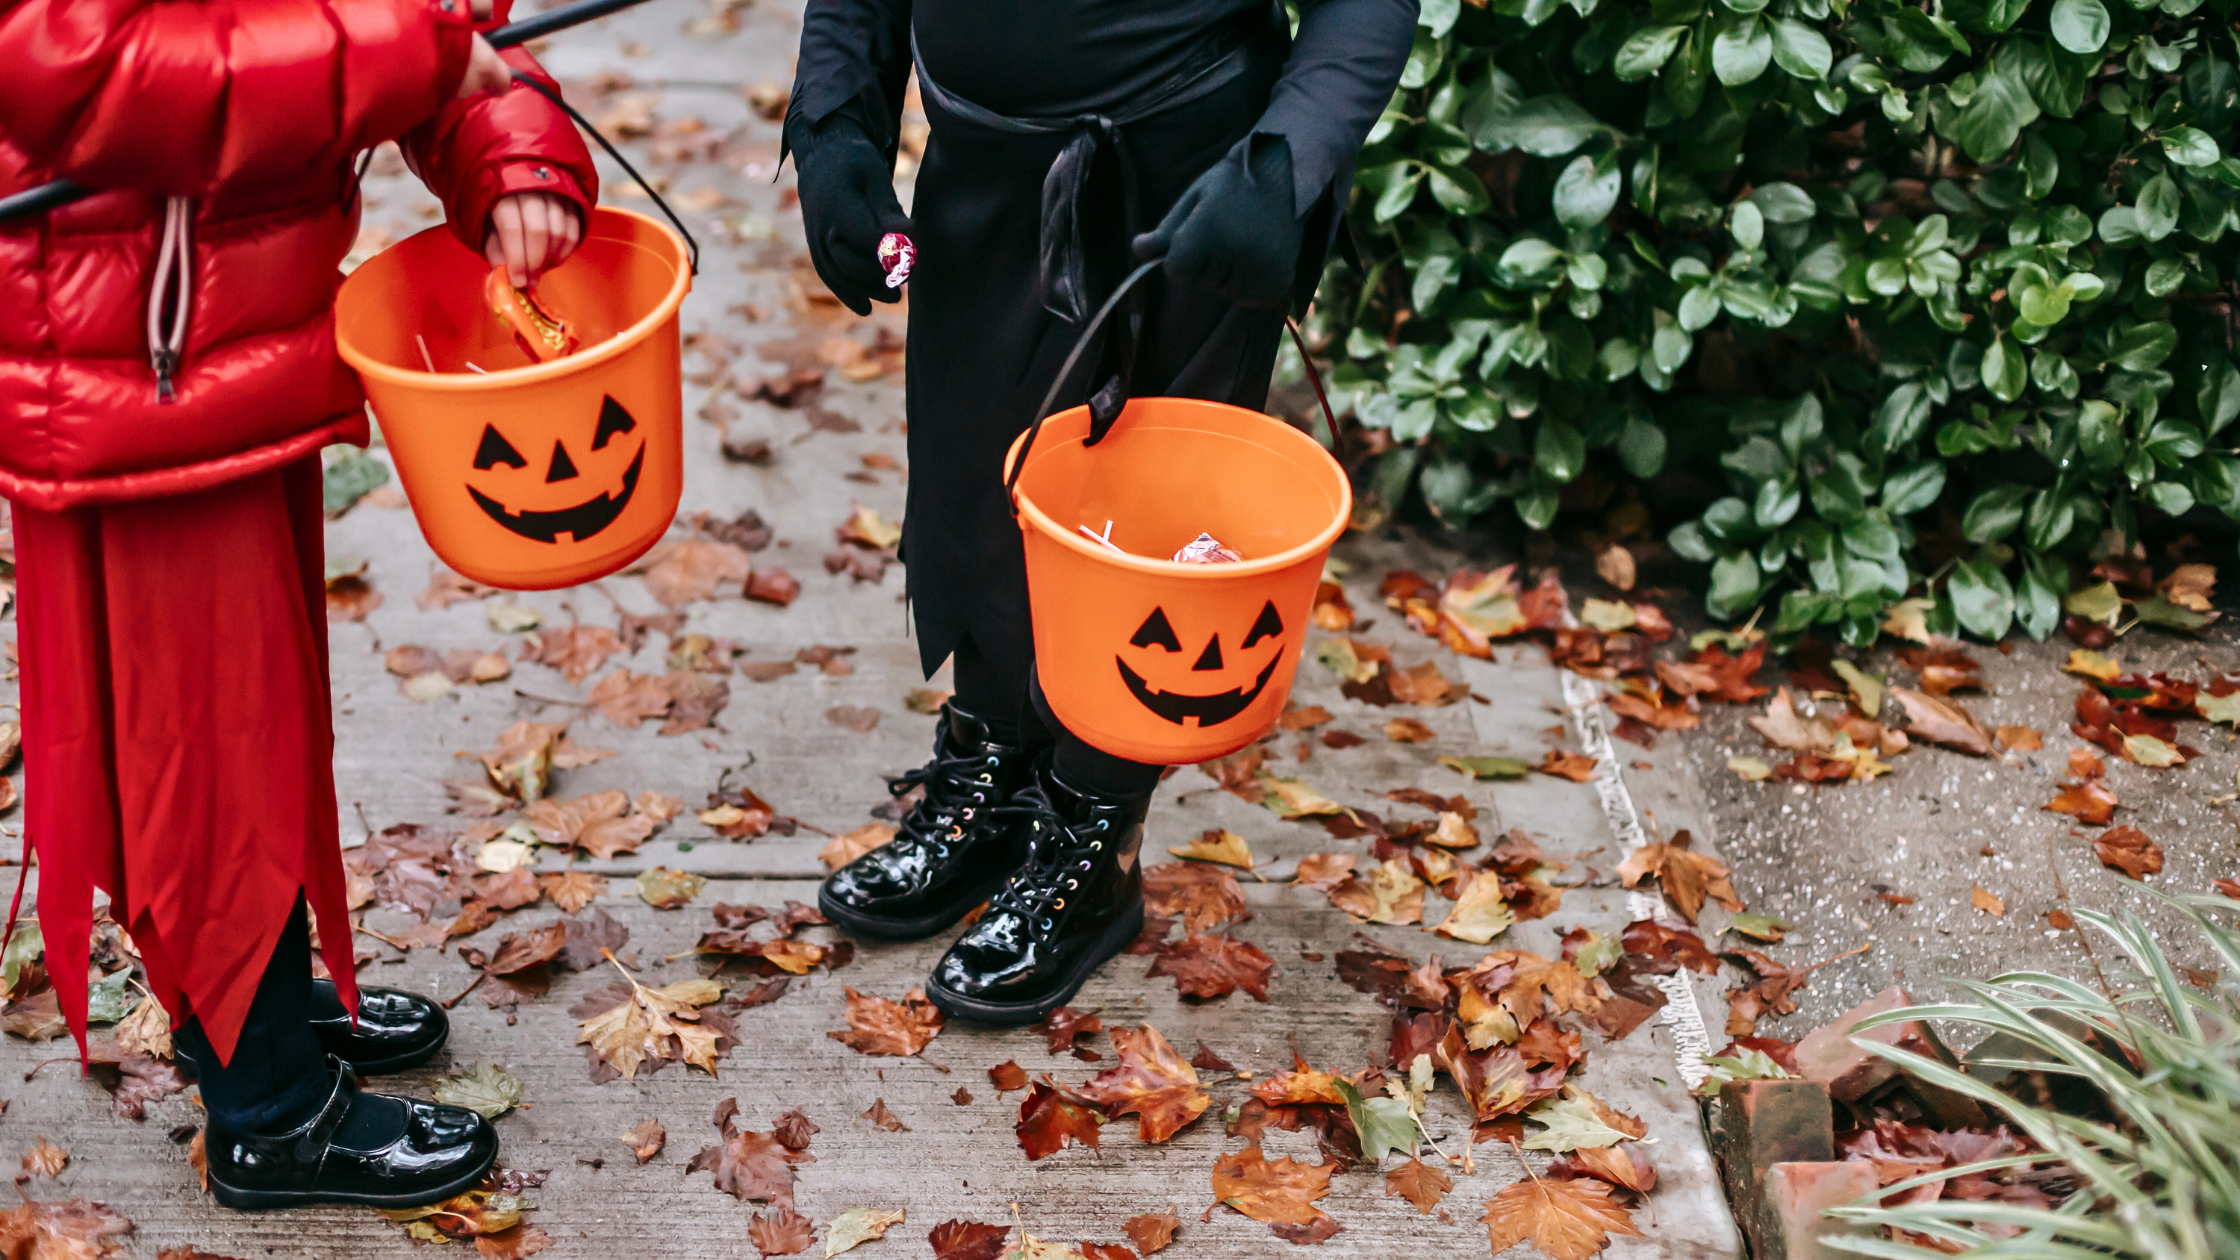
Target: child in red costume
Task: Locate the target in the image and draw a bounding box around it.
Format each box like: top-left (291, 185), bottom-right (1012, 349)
top-left (0, 0), bottom-right (596, 1209)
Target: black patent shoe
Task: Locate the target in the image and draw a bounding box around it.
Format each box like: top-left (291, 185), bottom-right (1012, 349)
top-left (176, 982), bottom-right (449, 1081)
top-left (206, 1059), bottom-right (498, 1210)
top-left (819, 704), bottom-right (1041, 939)
top-left (309, 979), bottom-right (449, 1074)
top-left (924, 767), bottom-right (1149, 1024)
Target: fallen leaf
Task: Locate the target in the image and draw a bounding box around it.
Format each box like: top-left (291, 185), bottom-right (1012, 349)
top-left (1890, 688), bottom-right (1993, 756)
top-left (827, 705), bottom-right (882, 733)
top-left (1031, 1007), bottom-right (1103, 1055)
top-left (928, 1220), bottom-right (1011, 1260)
top-left (1290, 853), bottom-right (1356, 890)
top-left (1279, 704), bottom-right (1333, 731)
top-left (520, 624), bottom-right (625, 684)
top-left (688, 1103), bottom-right (817, 1207)
top-left (640, 537), bottom-right (753, 607)
top-left (1015, 1080), bottom-right (1104, 1159)
top-left (1311, 582), bottom-right (1355, 630)
top-left (1563, 1143), bottom-right (1658, 1194)
top-left (2044, 780), bottom-right (2118, 825)
top-left (1257, 773), bottom-right (1350, 819)
top-left (1326, 858), bottom-right (1426, 925)
top-left (1536, 750), bottom-right (1596, 782)
top-left (540, 871), bottom-right (607, 914)
top-left (2064, 649), bottom-right (2122, 682)
top-left (2160, 563), bottom-right (2218, 612)
top-left (114, 994), bottom-right (173, 1060)
top-left (989, 1061), bottom-right (1028, 1091)
top-left (576, 970), bottom-right (729, 1081)
top-left (1384, 717), bottom-right (1436, 743)
top-left (21, 1138), bottom-right (66, 1178)
top-left (1167, 829), bottom-right (1253, 868)
top-left (638, 866), bottom-right (707, 909)
top-left (1385, 1157), bottom-right (1451, 1214)
top-left (905, 688), bottom-right (953, 715)
top-left (1434, 874), bottom-right (1515, 945)
top-left (433, 1064), bottom-right (524, 1118)
top-left (827, 988), bottom-right (944, 1056)
top-left (1522, 1086), bottom-right (1644, 1150)
top-left (1146, 935), bottom-right (1273, 1001)
top-left (2094, 825), bottom-right (2164, 881)
top-left (623, 1118), bottom-right (665, 1163)
top-left (837, 506), bottom-right (904, 550)
top-left (821, 824), bottom-right (896, 872)
top-left (1971, 887), bottom-right (2006, 917)
top-left (1122, 1214), bottom-right (1179, 1258)
top-left (1613, 831), bottom-right (1743, 923)
top-left (1996, 725), bottom-right (2043, 751)
top-left (823, 1207), bottom-right (905, 1258)
top-left (1141, 863), bottom-right (1245, 934)
top-left (1727, 756), bottom-right (1772, 781)
top-left (1480, 1176), bottom-right (1642, 1260)
top-left (1440, 756), bottom-right (1530, 780)
top-left (1209, 1145), bottom-right (1335, 1227)
top-left (862, 1099), bottom-right (909, 1132)
top-left (751, 1209), bottom-right (818, 1257)
top-left (1074, 1025), bottom-right (1210, 1142)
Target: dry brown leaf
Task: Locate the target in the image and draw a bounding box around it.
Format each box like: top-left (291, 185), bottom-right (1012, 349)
top-left (1122, 1210), bottom-right (1180, 1256)
top-left (623, 1118), bottom-right (665, 1163)
top-left (819, 824), bottom-right (895, 872)
top-left (1167, 829), bottom-right (1253, 868)
top-left (1480, 1176), bottom-right (1642, 1260)
top-left (1384, 717), bottom-right (1436, 743)
top-left (1141, 862), bottom-right (1245, 934)
top-left (826, 987), bottom-right (944, 1057)
top-left (2044, 780), bottom-right (2118, 826)
top-left (1015, 1080), bottom-right (1105, 1160)
top-left (1209, 1146), bottom-right (1335, 1228)
top-left (1386, 1157), bottom-right (1451, 1214)
top-left (1890, 687), bottom-right (1994, 756)
top-left (1613, 831), bottom-right (1742, 923)
top-left (1996, 725), bottom-right (2043, 751)
top-left (1074, 1025), bottom-right (1209, 1143)
top-left (540, 871), bottom-right (607, 914)
top-left (1971, 887), bottom-right (2006, 917)
top-left (641, 537), bottom-right (754, 606)
top-left (749, 1208), bottom-right (817, 1257)
top-left (2095, 825), bottom-right (2164, 880)
top-left (20, 1138), bottom-right (66, 1179)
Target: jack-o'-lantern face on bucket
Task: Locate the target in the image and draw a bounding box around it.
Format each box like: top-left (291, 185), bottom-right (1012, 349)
top-left (468, 395), bottom-right (644, 544)
top-left (1115, 601), bottom-right (1286, 728)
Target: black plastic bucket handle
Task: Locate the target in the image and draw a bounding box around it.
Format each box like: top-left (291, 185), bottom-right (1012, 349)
top-left (1003, 259), bottom-right (1342, 515)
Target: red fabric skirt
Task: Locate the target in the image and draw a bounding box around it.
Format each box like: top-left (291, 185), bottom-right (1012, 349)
top-left (13, 457), bottom-right (357, 1064)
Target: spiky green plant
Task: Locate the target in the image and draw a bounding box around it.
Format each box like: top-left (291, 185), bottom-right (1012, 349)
top-left (1825, 890), bottom-right (2240, 1259)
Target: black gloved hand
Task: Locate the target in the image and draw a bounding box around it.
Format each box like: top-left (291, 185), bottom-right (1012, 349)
top-left (1131, 133), bottom-right (1301, 310)
top-left (789, 108), bottom-right (913, 316)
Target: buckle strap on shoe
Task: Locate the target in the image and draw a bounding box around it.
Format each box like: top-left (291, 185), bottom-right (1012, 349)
top-left (289, 1057), bottom-right (360, 1176)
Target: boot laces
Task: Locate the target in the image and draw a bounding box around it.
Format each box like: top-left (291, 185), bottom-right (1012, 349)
top-left (985, 792), bottom-right (1110, 934)
top-left (885, 745), bottom-right (998, 860)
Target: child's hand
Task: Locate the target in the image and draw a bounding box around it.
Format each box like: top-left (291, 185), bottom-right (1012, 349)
top-left (456, 35), bottom-right (510, 98)
top-left (484, 192), bottom-right (582, 288)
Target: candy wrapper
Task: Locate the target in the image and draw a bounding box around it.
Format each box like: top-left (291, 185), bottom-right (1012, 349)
top-left (878, 232), bottom-right (916, 289)
top-left (485, 267), bottom-right (577, 363)
top-left (1172, 532), bottom-right (1244, 564)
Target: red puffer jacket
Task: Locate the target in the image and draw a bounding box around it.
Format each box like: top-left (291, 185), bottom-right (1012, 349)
top-left (0, 0), bottom-right (598, 510)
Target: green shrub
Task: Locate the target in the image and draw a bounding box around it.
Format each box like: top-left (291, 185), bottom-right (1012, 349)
top-left (1316, 0), bottom-right (2240, 645)
top-left (1824, 892), bottom-right (2240, 1258)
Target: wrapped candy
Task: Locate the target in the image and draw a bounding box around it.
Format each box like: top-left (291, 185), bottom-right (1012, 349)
top-left (1172, 532), bottom-right (1244, 564)
top-left (878, 232), bottom-right (916, 289)
top-left (484, 266), bottom-right (577, 363)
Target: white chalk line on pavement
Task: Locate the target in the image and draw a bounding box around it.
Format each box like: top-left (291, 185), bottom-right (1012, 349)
top-left (1559, 667), bottom-right (1716, 1088)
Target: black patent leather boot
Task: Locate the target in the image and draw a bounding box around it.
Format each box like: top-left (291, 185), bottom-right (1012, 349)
top-left (177, 981), bottom-right (449, 1080)
top-left (206, 1059), bottom-right (498, 1210)
top-left (924, 767), bottom-right (1149, 1024)
top-left (818, 703), bottom-right (1041, 938)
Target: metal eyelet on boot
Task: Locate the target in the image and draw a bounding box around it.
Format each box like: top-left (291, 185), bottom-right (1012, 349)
top-left (1066, 879), bottom-right (1078, 889)
top-left (1053, 898), bottom-right (1065, 910)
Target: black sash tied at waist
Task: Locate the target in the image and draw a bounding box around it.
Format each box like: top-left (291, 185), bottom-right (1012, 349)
top-left (908, 27), bottom-right (1256, 327)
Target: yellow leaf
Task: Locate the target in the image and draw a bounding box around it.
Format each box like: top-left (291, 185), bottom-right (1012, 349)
top-left (1168, 828), bottom-right (1255, 868)
top-left (1257, 772), bottom-right (1350, 819)
top-left (1434, 873), bottom-right (1515, 944)
top-left (2064, 649), bottom-right (2121, 682)
top-left (2124, 732), bottom-right (2186, 767)
top-left (1578, 599), bottom-right (1637, 633)
top-left (1829, 659), bottom-right (1883, 717)
top-left (1881, 598), bottom-right (1933, 644)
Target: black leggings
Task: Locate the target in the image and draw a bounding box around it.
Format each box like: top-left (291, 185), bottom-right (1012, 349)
top-left (173, 898), bottom-right (333, 1134)
top-left (951, 637), bottom-right (1166, 798)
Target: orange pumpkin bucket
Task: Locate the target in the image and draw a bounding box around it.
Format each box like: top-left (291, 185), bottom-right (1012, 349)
top-left (1008, 396), bottom-right (1351, 763)
top-left (334, 206), bottom-right (691, 590)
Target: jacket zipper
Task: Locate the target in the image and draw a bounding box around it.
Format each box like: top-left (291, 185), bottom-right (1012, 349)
top-left (146, 196), bottom-right (193, 403)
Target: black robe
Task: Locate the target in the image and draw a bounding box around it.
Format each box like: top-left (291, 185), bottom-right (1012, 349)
top-left (788, 0), bottom-right (1417, 684)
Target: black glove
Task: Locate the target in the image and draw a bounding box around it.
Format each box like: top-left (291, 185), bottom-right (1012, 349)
top-left (1132, 133), bottom-right (1301, 310)
top-left (789, 107), bottom-right (913, 316)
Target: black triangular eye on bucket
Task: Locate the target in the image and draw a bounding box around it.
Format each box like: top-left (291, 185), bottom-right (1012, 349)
top-left (473, 424), bottom-right (527, 470)
top-left (546, 440), bottom-right (579, 483)
top-left (593, 395), bottom-right (637, 450)
top-left (1241, 601), bottom-right (1283, 649)
top-left (1130, 607), bottom-right (1182, 652)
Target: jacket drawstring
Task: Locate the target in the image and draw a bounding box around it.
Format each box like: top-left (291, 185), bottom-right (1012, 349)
top-left (146, 196), bottom-right (193, 403)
